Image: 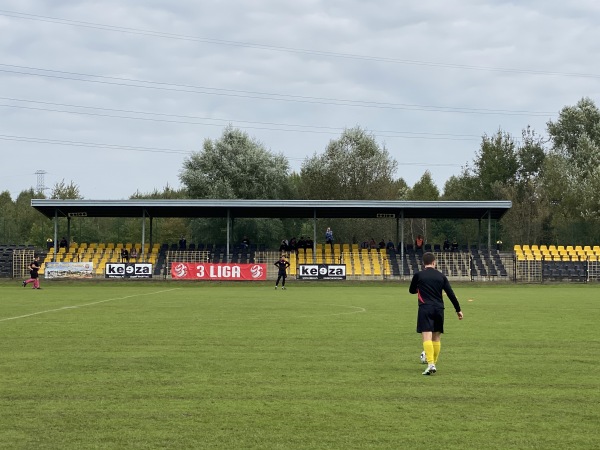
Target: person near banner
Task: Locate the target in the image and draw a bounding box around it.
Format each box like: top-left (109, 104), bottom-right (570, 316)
top-left (274, 255), bottom-right (290, 290)
top-left (23, 256), bottom-right (41, 289)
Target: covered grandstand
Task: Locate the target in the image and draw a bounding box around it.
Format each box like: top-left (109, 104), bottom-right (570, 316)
top-left (25, 198), bottom-right (512, 280)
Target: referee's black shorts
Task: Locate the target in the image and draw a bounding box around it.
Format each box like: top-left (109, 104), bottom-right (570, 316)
top-left (416, 305), bottom-right (445, 333)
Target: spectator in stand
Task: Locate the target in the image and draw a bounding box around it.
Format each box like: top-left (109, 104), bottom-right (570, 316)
top-left (59, 237), bottom-right (68, 248)
top-left (289, 237), bottom-right (297, 254)
top-left (415, 235), bottom-right (424, 253)
top-left (279, 239), bottom-right (289, 254)
top-left (360, 240), bottom-right (369, 249)
top-left (121, 247), bottom-right (129, 262)
top-left (325, 227), bottom-right (334, 251)
top-left (379, 239), bottom-right (386, 249)
top-left (306, 236), bottom-right (314, 251)
top-left (451, 238), bottom-right (459, 252)
top-left (443, 237), bottom-right (451, 252)
top-left (179, 236), bottom-right (187, 250)
top-left (46, 238), bottom-right (54, 250)
top-left (241, 236), bottom-right (250, 249)
top-left (369, 238), bottom-right (377, 249)
top-left (386, 240), bottom-right (395, 251)
top-left (496, 240), bottom-right (503, 252)
top-left (130, 248), bottom-right (138, 260)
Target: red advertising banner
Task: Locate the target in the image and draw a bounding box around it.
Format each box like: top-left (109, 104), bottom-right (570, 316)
top-left (171, 263), bottom-right (267, 281)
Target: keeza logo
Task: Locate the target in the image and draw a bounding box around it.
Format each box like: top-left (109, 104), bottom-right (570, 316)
top-left (298, 264), bottom-right (346, 280)
top-left (105, 263), bottom-right (153, 278)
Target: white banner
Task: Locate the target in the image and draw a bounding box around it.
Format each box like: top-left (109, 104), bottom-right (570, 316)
top-left (45, 262), bottom-right (94, 279)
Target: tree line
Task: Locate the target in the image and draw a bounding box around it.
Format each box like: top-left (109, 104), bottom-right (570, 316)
top-left (1, 97), bottom-right (599, 250)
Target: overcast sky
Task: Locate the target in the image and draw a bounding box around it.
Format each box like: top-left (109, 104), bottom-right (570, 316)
top-left (1, 1), bottom-right (599, 200)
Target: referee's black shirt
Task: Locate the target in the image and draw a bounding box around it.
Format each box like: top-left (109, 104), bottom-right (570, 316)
top-left (409, 267), bottom-right (461, 312)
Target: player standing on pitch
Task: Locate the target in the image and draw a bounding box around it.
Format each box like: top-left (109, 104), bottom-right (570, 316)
top-left (409, 252), bottom-right (463, 375)
top-left (274, 255), bottom-right (290, 290)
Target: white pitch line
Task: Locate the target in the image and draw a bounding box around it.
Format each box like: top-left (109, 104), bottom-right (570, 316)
top-left (0, 288), bottom-right (180, 323)
top-left (296, 303), bottom-right (367, 318)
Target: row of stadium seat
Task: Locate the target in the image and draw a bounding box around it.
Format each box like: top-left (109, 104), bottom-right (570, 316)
top-left (40, 242), bottom-right (161, 274)
top-left (515, 244), bottom-right (600, 261)
top-left (291, 250), bottom-right (391, 276)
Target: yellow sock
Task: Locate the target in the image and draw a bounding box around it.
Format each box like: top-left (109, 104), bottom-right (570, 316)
top-left (432, 341), bottom-right (441, 364)
top-left (423, 340), bottom-right (434, 365)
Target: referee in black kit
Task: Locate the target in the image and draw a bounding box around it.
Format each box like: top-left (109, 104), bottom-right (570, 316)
top-left (409, 252), bottom-right (463, 375)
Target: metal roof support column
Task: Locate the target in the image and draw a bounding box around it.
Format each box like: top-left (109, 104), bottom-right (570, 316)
top-left (67, 217), bottom-right (71, 247)
top-left (141, 210), bottom-right (146, 258)
top-left (226, 209), bottom-right (231, 262)
top-left (478, 218), bottom-right (481, 250)
top-left (53, 209), bottom-right (58, 262)
top-left (149, 217), bottom-right (153, 256)
top-left (313, 209), bottom-right (317, 256)
top-left (487, 210), bottom-right (492, 253)
top-left (401, 210), bottom-right (405, 276)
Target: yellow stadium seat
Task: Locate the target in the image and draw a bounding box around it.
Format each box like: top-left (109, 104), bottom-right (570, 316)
top-left (513, 244), bottom-right (521, 252)
top-left (530, 245), bottom-right (539, 252)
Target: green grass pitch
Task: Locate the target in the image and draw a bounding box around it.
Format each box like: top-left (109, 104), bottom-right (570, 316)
top-left (0, 280), bottom-right (598, 449)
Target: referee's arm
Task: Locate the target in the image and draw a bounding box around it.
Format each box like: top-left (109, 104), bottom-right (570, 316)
top-left (408, 273), bottom-right (419, 294)
top-left (443, 277), bottom-right (464, 319)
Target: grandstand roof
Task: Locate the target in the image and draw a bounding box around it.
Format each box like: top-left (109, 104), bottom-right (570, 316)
top-left (31, 199), bottom-right (511, 220)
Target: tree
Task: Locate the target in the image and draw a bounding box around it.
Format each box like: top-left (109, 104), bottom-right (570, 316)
top-left (300, 126), bottom-right (398, 200)
top-left (545, 98), bottom-right (600, 242)
top-left (495, 127), bottom-right (549, 245)
top-left (473, 130), bottom-right (519, 200)
top-left (180, 126), bottom-right (292, 200)
top-left (0, 190), bottom-right (16, 243)
top-left (406, 171), bottom-right (440, 244)
top-left (50, 180), bottom-right (83, 200)
top-left (441, 128), bottom-right (547, 247)
top-left (179, 126), bottom-right (293, 246)
top-left (299, 127), bottom-right (399, 243)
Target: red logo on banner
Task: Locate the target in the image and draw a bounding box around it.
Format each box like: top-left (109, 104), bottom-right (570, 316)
top-left (171, 263), bottom-right (267, 281)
